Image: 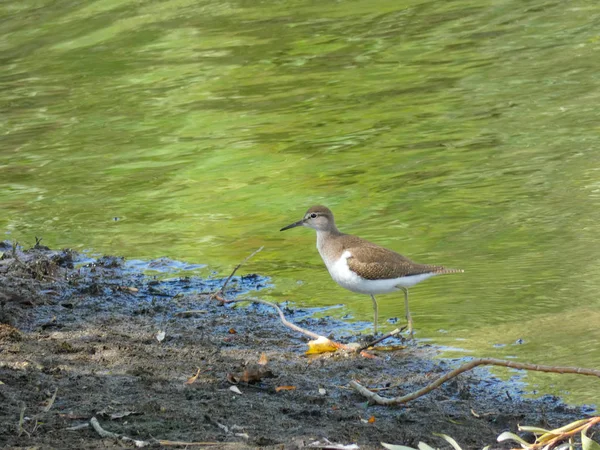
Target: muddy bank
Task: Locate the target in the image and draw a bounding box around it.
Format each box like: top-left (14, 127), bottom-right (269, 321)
top-left (0, 242), bottom-right (595, 449)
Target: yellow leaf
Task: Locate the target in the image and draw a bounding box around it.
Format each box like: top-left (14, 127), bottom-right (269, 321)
top-left (184, 368), bottom-right (201, 385)
top-left (306, 336), bottom-right (338, 355)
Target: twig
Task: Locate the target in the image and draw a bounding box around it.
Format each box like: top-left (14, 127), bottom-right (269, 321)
top-left (90, 417), bottom-right (122, 439)
top-left (43, 388), bottom-right (58, 412)
top-left (212, 246), bottom-right (263, 298)
top-left (212, 248), bottom-right (321, 339)
top-left (17, 403), bottom-right (28, 437)
top-left (219, 297), bottom-right (323, 340)
top-left (87, 418), bottom-right (239, 447)
top-left (350, 358), bottom-right (600, 405)
top-left (357, 327), bottom-right (404, 352)
top-left (90, 417), bottom-right (149, 447)
top-left (219, 296), bottom-right (372, 353)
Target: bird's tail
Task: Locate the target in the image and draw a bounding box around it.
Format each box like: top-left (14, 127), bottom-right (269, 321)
top-left (432, 267), bottom-right (464, 275)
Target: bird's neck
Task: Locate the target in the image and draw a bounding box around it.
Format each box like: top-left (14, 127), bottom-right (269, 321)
top-left (316, 227), bottom-right (343, 258)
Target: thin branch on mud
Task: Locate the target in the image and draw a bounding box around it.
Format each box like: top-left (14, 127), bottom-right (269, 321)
top-left (219, 297), bottom-right (323, 341)
top-left (350, 358), bottom-right (600, 405)
top-left (90, 417), bottom-right (149, 447)
top-left (212, 246), bottom-right (264, 299)
top-left (89, 418), bottom-right (237, 447)
top-left (357, 327), bottom-right (404, 352)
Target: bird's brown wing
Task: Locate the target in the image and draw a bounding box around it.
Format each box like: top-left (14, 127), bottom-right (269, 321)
top-left (345, 245), bottom-right (444, 280)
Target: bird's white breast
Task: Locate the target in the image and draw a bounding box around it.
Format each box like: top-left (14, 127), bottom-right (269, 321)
top-left (317, 243), bottom-right (438, 295)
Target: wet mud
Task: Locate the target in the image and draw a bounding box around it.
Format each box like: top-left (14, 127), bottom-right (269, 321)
top-left (0, 241), bottom-right (594, 449)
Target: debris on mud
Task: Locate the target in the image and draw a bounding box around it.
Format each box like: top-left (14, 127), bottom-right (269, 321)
top-left (0, 241), bottom-right (596, 449)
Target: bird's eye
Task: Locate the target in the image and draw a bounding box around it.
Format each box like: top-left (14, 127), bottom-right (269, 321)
top-left (310, 213), bottom-right (317, 219)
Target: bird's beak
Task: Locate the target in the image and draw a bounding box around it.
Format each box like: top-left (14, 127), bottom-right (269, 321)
top-left (280, 219), bottom-right (305, 231)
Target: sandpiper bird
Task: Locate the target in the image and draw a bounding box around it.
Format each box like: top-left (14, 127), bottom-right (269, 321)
top-left (280, 205), bottom-right (463, 335)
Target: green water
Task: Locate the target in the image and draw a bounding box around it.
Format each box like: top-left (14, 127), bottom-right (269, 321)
top-left (2, 0), bottom-right (599, 407)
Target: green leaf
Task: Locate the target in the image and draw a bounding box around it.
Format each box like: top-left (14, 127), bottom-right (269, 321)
top-left (518, 425), bottom-right (552, 434)
top-left (432, 433), bottom-right (463, 450)
top-left (417, 443), bottom-right (438, 450)
top-left (582, 428), bottom-right (600, 450)
top-left (497, 431), bottom-right (530, 445)
top-left (548, 419), bottom-right (590, 434)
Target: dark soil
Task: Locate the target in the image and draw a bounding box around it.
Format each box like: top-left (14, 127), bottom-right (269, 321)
top-left (0, 241), bottom-right (595, 449)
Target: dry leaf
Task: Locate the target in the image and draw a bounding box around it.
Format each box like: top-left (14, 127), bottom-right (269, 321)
top-left (185, 368), bottom-right (201, 385)
top-left (306, 336), bottom-right (338, 355)
top-left (229, 385), bottom-right (242, 395)
top-left (258, 352), bottom-right (268, 365)
top-left (228, 328), bottom-right (237, 334)
top-left (275, 386), bottom-right (297, 392)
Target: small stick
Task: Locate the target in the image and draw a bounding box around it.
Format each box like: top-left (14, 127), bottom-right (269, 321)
top-left (90, 417), bottom-right (121, 439)
top-left (18, 403), bottom-right (28, 437)
top-left (350, 358), bottom-right (600, 405)
top-left (212, 246), bottom-right (263, 298)
top-left (217, 296), bottom-right (365, 352)
top-left (357, 327), bottom-right (405, 352)
top-left (220, 297), bottom-right (322, 341)
top-left (90, 417), bottom-right (149, 447)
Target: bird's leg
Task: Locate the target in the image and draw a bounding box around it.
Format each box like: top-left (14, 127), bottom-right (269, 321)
top-left (400, 287), bottom-right (413, 337)
top-left (370, 294), bottom-right (378, 335)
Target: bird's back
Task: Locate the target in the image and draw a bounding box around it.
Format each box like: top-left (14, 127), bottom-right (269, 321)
top-left (324, 233), bottom-right (452, 280)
